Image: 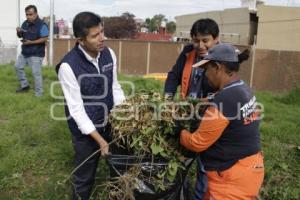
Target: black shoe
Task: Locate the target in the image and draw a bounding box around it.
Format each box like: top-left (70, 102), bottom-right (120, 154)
top-left (16, 86), bottom-right (30, 93)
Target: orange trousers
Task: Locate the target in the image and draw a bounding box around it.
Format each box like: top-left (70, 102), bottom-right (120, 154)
top-left (204, 152), bottom-right (264, 200)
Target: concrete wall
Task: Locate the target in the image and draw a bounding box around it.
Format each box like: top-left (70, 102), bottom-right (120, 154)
top-left (175, 8), bottom-right (253, 45)
top-left (53, 39), bottom-right (184, 75)
top-left (53, 39), bottom-right (76, 65)
top-left (149, 42), bottom-right (183, 73)
top-left (52, 39), bottom-right (300, 92)
top-left (252, 49), bottom-right (300, 91)
top-left (256, 5), bottom-right (300, 51)
top-left (0, 48), bottom-right (17, 64)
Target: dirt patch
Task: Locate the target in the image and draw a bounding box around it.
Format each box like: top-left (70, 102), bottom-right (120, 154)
top-left (0, 117), bottom-right (9, 124)
top-left (0, 190), bottom-right (21, 199)
top-left (22, 169), bottom-right (49, 188)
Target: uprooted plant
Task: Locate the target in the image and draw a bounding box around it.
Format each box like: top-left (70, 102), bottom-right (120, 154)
top-left (103, 91), bottom-right (207, 198)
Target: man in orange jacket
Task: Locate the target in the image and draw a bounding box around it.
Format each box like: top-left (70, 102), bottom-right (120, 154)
top-left (164, 18), bottom-right (219, 100)
top-left (164, 18), bottom-right (220, 200)
top-left (180, 43), bottom-right (264, 200)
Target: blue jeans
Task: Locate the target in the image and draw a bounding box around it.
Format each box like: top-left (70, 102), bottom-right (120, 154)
top-left (194, 156), bottom-right (208, 200)
top-left (15, 54), bottom-right (44, 96)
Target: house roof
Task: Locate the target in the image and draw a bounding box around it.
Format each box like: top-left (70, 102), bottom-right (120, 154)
top-left (134, 32), bottom-right (172, 41)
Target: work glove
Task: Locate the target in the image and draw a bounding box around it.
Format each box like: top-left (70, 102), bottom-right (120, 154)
top-left (173, 120), bottom-right (184, 138)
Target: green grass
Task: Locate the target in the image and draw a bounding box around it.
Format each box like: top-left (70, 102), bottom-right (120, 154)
top-left (256, 90), bottom-right (300, 200)
top-left (0, 64), bottom-right (299, 200)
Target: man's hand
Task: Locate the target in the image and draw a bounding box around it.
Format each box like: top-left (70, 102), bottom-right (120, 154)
top-left (90, 130), bottom-right (110, 157)
top-left (16, 27), bottom-right (25, 38)
top-left (16, 27), bottom-right (22, 33)
top-left (21, 39), bottom-right (33, 45)
top-left (99, 140), bottom-right (109, 156)
top-left (173, 120), bottom-right (184, 137)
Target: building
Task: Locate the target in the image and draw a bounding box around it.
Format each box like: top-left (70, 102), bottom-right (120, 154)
top-left (175, 7), bottom-right (258, 45)
top-left (174, 1), bottom-right (300, 51)
top-left (172, 1), bottom-right (300, 91)
top-left (133, 32), bottom-right (172, 41)
top-left (135, 18), bottom-right (146, 32)
top-left (256, 5), bottom-right (300, 51)
top-left (133, 18), bottom-right (172, 41)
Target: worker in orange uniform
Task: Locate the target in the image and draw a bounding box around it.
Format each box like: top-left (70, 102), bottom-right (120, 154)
top-left (165, 18), bottom-right (220, 200)
top-left (180, 43), bottom-right (264, 200)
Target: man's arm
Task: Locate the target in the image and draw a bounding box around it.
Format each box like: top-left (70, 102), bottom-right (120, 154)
top-left (180, 106), bottom-right (229, 152)
top-left (164, 45), bottom-right (193, 99)
top-left (164, 62), bottom-right (184, 99)
top-left (58, 63), bottom-right (109, 156)
top-left (22, 37), bottom-right (48, 45)
top-left (22, 24), bottom-right (49, 45)
top-left (90, 130), bottom-right (109, 156)
top-left (109, 48), bottom-right (125, 106)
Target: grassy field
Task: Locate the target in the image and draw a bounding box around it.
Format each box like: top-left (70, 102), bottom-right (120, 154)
top-left (0, 64), bottom-right (299, 200)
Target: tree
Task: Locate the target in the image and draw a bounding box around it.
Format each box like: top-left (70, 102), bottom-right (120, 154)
top-left (144, 14), bottom-right (176, 34)
top-left (144, 18), bottom-right (151, 30)
top-left (103, 12), bottom-right (137, 39)
top-left (166, 21), bottom-right (176, 34)
top-left (144, 14), bottom-right (166, 32)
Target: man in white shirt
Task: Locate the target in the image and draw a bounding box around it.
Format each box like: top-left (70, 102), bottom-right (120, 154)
top-left (56, 12), bottom-right (125, 200)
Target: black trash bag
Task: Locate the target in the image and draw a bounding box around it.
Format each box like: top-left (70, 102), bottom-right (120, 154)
top-left (106, 154), bottom-right (193, 200)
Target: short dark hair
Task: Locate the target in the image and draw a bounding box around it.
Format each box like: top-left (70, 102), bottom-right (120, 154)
top-left (73, 12), bottom-right (102, 38)
top-left (25, 5), bottom-right (37, 13)
top-left (190, 18), bottom-right (219, 38)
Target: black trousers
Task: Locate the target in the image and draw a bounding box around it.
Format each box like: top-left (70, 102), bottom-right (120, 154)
top-left (71, 136), bottom-right (100, 200)
top-left (71, 125), bottom-right (112, 200)
top-left (70, 123), bottom-right (136, 200)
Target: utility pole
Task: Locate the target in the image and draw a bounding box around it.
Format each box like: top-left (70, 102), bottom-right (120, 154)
top-left (17, 0), bottom-right (20, 26)
top-left (49, 0), bottom-right (54, 66)
top-left (16, 0), bottom-right (21, 53)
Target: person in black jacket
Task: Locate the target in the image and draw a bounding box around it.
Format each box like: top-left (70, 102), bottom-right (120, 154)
top-left (15, 5), bottom-right (48, 96)
top-left (56, 12), bottom-right (125, 200)
top-left (164, 18), bottom-right (219, 100)
top-left (164, 18), bottom-right (220, 200)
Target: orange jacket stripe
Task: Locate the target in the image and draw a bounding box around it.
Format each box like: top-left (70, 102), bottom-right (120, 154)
top-left (180, 50), bottom-right (196, 99)
top-left (180, 106), bottom-right (229, 152)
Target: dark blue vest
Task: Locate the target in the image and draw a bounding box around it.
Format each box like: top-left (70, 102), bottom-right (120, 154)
top-left (21, 17), bottom-right (47, 57)
top-left (56, 44), bottom-right (114, 139)
top-left (201, 81), bottom-right (261, 171)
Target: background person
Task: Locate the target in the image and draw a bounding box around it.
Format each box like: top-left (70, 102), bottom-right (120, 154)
top-left (15, 5), bottom-right (48, 96)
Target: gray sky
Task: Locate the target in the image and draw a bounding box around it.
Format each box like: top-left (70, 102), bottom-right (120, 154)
top-left (20, 0), bottom-right (300, 21)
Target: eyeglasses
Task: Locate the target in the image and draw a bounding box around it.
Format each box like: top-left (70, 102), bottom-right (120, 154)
top-left (26, 13), bottom-right (34, 16)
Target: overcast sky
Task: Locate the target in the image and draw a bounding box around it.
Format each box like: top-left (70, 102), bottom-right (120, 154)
top-left (20, 0), bottom-right (300, 21)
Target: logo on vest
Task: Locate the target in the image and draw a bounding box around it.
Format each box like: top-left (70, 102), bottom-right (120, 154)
top-left (240, 96), bottom-right (260, 125)
top-left (102, 63), bottom-right (113, 72)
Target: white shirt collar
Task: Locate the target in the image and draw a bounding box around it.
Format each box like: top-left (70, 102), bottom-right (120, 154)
top-left (78, 44), bottom-right (101, 64)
